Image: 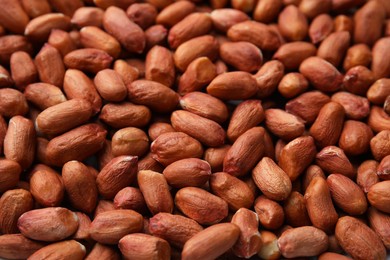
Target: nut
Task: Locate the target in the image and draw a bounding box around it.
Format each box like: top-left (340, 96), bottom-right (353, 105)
top-left (119, 233), bottom-right (170, 260)
top-left (90, 209), bottom-right (143, 244)
top-left (223, 127), bottom-right (265, 177)
top-left (231, 208), bottom-right (262, 258)
top-left (171, 110), bottom-right (225, 147)
top-left (309, 14), bottom-right (334, 44)
top-left (336, 216), bottom-right (386, 260)
top-left (138, 170), bottom-right (174, 215)
top-left (304, 177), bottom-right (338, 233)
top-left (278, 226), bottom-right (329, 258)
top-left (175, 187), bottom-right (228, 225)
top-left (210, 172), bottom-right (255, 210)
top-left (181, 223), bottom-right (240, 260)
top-left (96, 156), bottom-right (138, 199)
top-left (17, 207), bottom-right (79, 242)
top-left (367, 180), bottom-right (390, 214)
top-left (252, 157), bottom-right (292, 201)
top-left (163, 158), bottom-right (211, 188)
top-left (62, 161), bottom-right (98, 213)
top-left (28, 240), bottom-right (86, 260)
top-left (103, 6), bottom-right (145, 53)
top-left (327, 174), bottom-right (367, 215)
top-left (149, 212), bottom-right (203, 248)
top-left (0, 234), bottom-right (45, 260)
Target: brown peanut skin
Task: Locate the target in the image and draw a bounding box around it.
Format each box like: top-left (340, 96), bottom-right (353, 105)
top-left (204, 145), bottom-right (231, 172)
top-left (254, 195), bottom-right (284, 230)
top-left (0, 234), bottom-right (46, 260)
top-left (210, 172), bottom-right (255, 211)
top-left (223, 127), bottom-right (265, 177)
top-left (211, 8), bottom-right (250, 32)
top-left (278, 136), bottom-right (317, 182)
top-left (353, 1), bottom-right (386, 47)
top-left (4, 116), bottom-right (36, 170)
top-left (71, 7), bottom-right (104, 28)
top-left (367, 180), bottom-right (390, 214)
top-left (46, 124), bottom-right (107, 167)
top-left (0, 88), bottom-right (29, 118)
top-left (175, 187), bottom-right (228, 225)
top-left (357, 160), bottom-right (380, 193)
top-left (338, 120), bottom-right (373, 156)
top-left (254, 60), bottom-right (285, 98)
top-left (227, 21), bottom-right (281, 51)
top-left (151, 132), bottom-right (203, 166)
top-left (178, 57), bottom-right (217, 95)
top-left (163, 158), bottom-right (211, 188)
top-left (207, 71), bottom-right (258, 100)
top-left (0, 159), bottom-right (21, 193)
top-left (318, 31), bottom-right (351, 67)
top-left (252, 157), bottom-right (292, 201)
top-left (182, 223), bottom-right (240, 260)
top-left (156, 1), bottom-right (196, 28)
top-left (0, 189), bottom-right (33, 234)
top-left (138, 170), bottom-right (174, 215)
top-left (168, 12), bottom-right (212, 49)
top-left (149, 213), bottom-right (203, 248)
top-left (265, 109), bottom-right (305, 141)
top-left (111, 127), bottom-right (149, 157)
top-left (278, 5), bottom-right (308, 41)
top-left (278, 226), bottom-right (329, 258)
top-left (80, 26), bottom-right (121, 59)
top-left (309, 14), bottom-right (334, 44)
top-left (17, 207), bottom-right (79, 242)
top-left (179, 92), bottom-right (228, 124)
top-left (30, 169), bottom-right (64, 207)
top-left (90, 210), bottom-right (143, 244)
top-left (220, 41), bottom-right (262, 72)
top-left (0, 0), bottom-right (29, 34)
top-left (316, 145), bottom-right (355, 179)
top-left (274, 42), bottom-right (316, 71)
top-left (99, 102), bottom-right (151, 129)
top-left (64, 48), bottom-right (113, 74)
top-left (10, 51), bottom-right (37, 90)
top-left (174, 35), bottom-right (219, 72)
top-left (299, 57), bottom-right (343, 93)
top-left (286, 90), bottom-right (330, 124)
top-left (331, 92), bottom-right (370, 120)
top-left (48, 29), bottom-right (77, 57)
top-left (310, 102), bottom-right (345, 148)
top-left (335, 216), bottom-right (386, 260)
top-left (145, 45), bottom-right (175, 88)
top-left (304, 177), bottom-right (338, 233)
top-left (127, 80), bottom-right (179, 113)
top-left (62, 161), bottom-right (98, 214)
top-left (27, 240), bottom-right (86, 260)
top-left (231, 208), bottom-right (262, 258)
top-left (367, 78), bottom-right (390, 105)
top-left (368, 207), bottom-right (390, 249)
top-left (36, 99), bottom-right (93, 136)
top-left (227, 100), bottom-right (264, 142)
top-left (327, 174), bottom-right (367, 215)
top-left (63, 69), bottom-right (102, 114)
top-left (96, 156), bottom-right (138, 200)
top-left (103, 6), bottom-right (145, 54)
top-left (85, 243), bottom-right (120, 260)
top-left (171, 110), bottom-right (225, 147)
top-left (119, 233), bottom-right (171, 260)
top-left (283, 191), bottom-right (311, 227)
top-left (24, 83), bottom-right (66, 111)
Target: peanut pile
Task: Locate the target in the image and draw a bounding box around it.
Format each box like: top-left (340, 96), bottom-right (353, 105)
top-left (0, 0), bottom-right (390, 259)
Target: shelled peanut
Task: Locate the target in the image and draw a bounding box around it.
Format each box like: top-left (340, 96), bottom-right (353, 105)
top-left (0, 0), bottom-right (390, 259)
